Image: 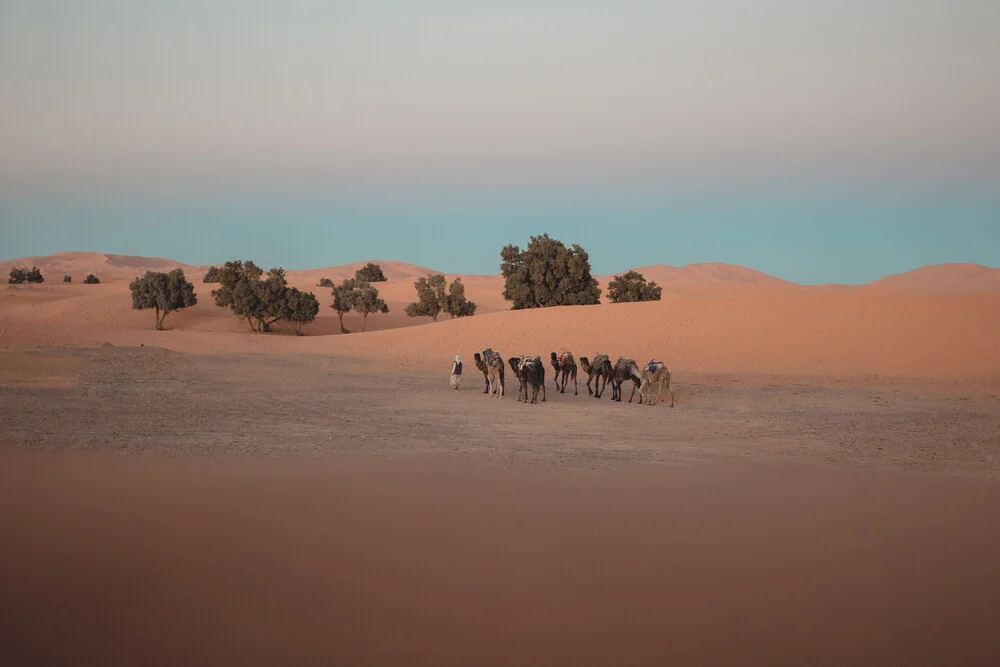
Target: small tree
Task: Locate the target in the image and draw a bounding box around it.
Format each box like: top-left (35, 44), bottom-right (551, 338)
top-left (203, 266), bottom-right (222, 283)
top-left (63, 274), bottom-right (72, 283)
top-left (129, 268), bottom-right (198, 330)
top-left (350, 280), bottom-right (389, 332)
top-left (445, 277), bottom-right (477, 318)
top-left (330, 278), bottom-right (355, 333)
top-left (7, 266), bottom-right (42, 284)
top-left (405, 274), bottom-right (448, 321)
top-left (317, 277), bottom-right (334, 288)
top-left (500, 234), bottom-right (601, 309)
top-left (83, 274), bottom-right (100, 284)
top-left (355, 262), bottom-right (387, 283)
top-left (606, 270), bottom-right (663, 303)
top-left (284, 288), bottom-right (319, 335)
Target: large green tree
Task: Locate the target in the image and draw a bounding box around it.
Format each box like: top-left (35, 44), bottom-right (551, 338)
top-left (500, 234), bottom-right (601, 309)
top-left (330, 278), bottom-right (355, 333)
top-left (350, 280), bottom-right (389, 331)
top-left (355, 262), bottom-right (387, 282)
top-left (445, 277), bottom-right (477, 318)
top-left (606, 270), bottom-right (663, 303)
top-left (405, 274), bottom-right (448, 321)
top-left (284, 288), bottom-right (320, 335)
top-left (129, 269), bottom-right (198, 330)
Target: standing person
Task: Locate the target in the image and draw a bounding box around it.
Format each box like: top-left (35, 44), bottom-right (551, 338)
top-left (450, 355), bottom-right (463, 389)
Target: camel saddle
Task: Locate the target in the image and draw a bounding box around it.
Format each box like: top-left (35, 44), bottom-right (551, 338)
top-left (615, 358), bottom-right (636, 371)
top-left (593, 354), bottom-right (609, 366)
top-left (646, 360), bottom-right (664, 374)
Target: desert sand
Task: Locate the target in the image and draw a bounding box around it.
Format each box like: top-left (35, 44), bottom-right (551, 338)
top-left (2, 252), bottom-right (1000, 665)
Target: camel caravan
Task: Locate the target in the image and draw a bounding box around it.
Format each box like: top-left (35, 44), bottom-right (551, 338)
top-left (471, 348), bottom-right (674, 407)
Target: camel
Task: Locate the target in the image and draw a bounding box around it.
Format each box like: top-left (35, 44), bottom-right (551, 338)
top-left (514, 355), bottom-right (546, 404)
top-left (610, 357), bottom-right (643, 403)
top-left (638, 360), bottom-right (675, 407)
top-left (579, 354), bottom-right (613, 398)
top-left (550, 350), bottom-right (579, 395)
top-left (474, 349), bottom-right (505, 398)
top-left (507, 357), bottom-right (527, 402)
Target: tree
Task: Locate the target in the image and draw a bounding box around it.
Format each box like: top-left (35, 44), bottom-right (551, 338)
top-left (317, 277), bottom-right (334, 288)
top-left (445, 277), bottom-right (477, 318)
top-left (352, 281), bottom-right (389, 331)
top-left (8, 266), bottom-right (43, 284)
top-left (63, 274), bottom-right (72, 283)
top-left (405, 274), bottom-right (448, 321)
top-left (83, 274), bottom-right (100, 284)
top-left (203, 266), bottom-right (222, 283)
top-left (355, 262), bottom-right (387, 282)
top-left (284, 288), bottom-right (320, 335)
top-left (500, 234), bottom-right (601, 309)
top-left (606, 270), bottom-right (663, 303)
top-left (330, 278), bottom-right (355, 333)
top-left (129, 269), bottom-right (198, 330)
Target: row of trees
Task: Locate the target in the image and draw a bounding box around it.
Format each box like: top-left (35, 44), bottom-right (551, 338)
top-left (501, 234), bottom-right (662, 308)
top-left (8, 267), bottom-right (101, 284)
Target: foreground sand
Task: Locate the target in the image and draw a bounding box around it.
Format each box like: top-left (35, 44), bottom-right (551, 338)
top-left (2, 450), bottom-right (999, 666)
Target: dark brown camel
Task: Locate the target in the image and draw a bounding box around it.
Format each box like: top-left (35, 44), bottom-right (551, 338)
top-left (516, 355), bottom-right (546, 404)
top-left (579, 354), bottom-right (613, 398)
top-left (507, 357), bottom-right (527, 402)
top-left (550, 351), bottom-right (578, 395)
top-left (610, 357), bottom-right (643, 403)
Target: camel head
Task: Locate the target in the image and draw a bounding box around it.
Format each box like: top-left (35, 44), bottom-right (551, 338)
top-left (474, 352), bottom-right (482, 364)
top-left (507, 357), bottom-right (521, 374)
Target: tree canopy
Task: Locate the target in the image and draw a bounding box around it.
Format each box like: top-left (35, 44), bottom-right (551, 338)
top-left (83, 274), bottom-right (100, 284)
top-left (63, 274), bottom-right (72, 283)
top-left (329, 278), bottom-right (389, 332)
top-left (210, 259), bottom-right (318, 333)
top-left (355, 262), bottom-right (387, 282)
top-left (445, 277), bottom-right (477, 317)
top-left (606, 270), bottom-right (663, 303)
top-left (129, 268), bottom-right (198, 330)
top-left (500, 234), bottom-right (601, 309)
top-left (317, 277), bottom-right (334, 288)
top-left (405, 274), bottom-right (478, 321)
top-left (8, 266), bottom-right (43, 284)
top-left (203, 266), bottom-right (222, 283)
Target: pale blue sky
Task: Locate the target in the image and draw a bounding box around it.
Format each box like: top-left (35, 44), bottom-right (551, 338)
top-left (1, 1), bottom-right (998, 281)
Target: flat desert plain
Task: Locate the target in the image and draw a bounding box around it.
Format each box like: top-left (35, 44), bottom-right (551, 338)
top-left (2, 253), bottom-right (1000, 666)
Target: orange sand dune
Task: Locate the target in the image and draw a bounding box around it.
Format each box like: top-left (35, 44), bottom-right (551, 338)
top-left (3, 253), bottom-right (999, 381)
top-left (869, 263), bottom-right (1000, 293)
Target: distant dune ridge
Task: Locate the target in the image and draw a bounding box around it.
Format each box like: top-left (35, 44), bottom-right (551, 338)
top-left (2, 252), bottom-right (999, 381)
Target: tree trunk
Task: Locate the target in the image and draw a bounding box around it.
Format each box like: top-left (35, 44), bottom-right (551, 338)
top-left (154, 306), bottom-right (162, 330)
top-left (337, 311), bottom-right (345, 333)
top-left (361, 313), bottom-right (368, 332)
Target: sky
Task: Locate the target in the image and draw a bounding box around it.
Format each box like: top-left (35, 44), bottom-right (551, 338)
top-left (1, 1), bottom-right (998, 283)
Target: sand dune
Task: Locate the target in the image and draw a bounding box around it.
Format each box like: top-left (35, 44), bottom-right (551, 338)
top-left (3, 252), bottom-right (999, 381)
top-left (869, 263), bottom-right (1000, 293)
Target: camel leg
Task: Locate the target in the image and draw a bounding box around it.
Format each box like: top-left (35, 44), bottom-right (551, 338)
top-left (541, 379), bottom-right (546, 402)
top-left (628, 380), bottom-right (639, 403)
top-left (573, 370), bottom-right (578, 395)
top-left (587, 374), bottom-right (594, 396)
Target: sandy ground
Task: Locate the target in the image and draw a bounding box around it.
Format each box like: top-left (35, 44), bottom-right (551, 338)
top-left (2, 253), bottom-right (1000, 664)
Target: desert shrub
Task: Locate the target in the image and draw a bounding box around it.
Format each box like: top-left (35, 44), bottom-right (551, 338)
top-left (209, 259), bottom-right (319, 333)
top-left (129, 269), bottom-right (198, 330)
top-left (500, 234), bottom-right (601, 309)
top-left (355, 262), bottom-right (387, 283)
top-left (203, 266), bottom-right (222, 283)
top-left (63, 274), bottom-right (72, 283)
top-left (606, 270), bottom-right (662, 303)
top-left (445, 277), bottom-right (477, 317)
top-left (285, 288), bottom-right (320, 335)
top-left (317, 277), bottom-right (334, 288)
top-left (405, 274), bottom-right (447, 321)
top-left (405, 274), bottom-right (477, 320)
top-left (8, 266), bottom-right (43, 284)
top-left (330, 278), bottom-right (387, 332)
top-left (83, 274), bottom-right (100, 284)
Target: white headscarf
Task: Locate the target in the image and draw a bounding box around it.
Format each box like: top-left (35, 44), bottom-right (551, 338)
top-left (455, 355), bottom-right (461, 361)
